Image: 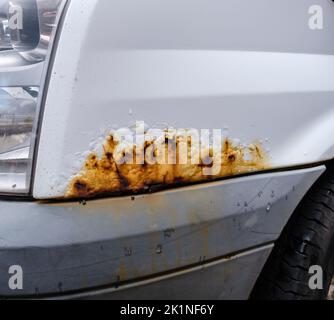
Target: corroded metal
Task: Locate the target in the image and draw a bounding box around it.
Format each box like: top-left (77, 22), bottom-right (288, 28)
top-left (67, 129), bottom-right (269, 199)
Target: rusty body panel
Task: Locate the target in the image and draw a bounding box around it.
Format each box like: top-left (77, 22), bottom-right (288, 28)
top-left (67, 130), bottom-right (268, 199)
top-left (32, 0), bottom-right (334, 201)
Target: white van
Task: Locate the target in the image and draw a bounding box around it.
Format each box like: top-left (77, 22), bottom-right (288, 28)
top-left (0, 0), bottom-right (333, 300)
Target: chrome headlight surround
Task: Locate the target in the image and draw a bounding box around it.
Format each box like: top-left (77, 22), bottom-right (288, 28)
top-left (0, 0), bottom-right (68, 195)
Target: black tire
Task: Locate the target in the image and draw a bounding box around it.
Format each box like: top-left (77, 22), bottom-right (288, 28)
top-left (251, 163), bottom-right (334, 300)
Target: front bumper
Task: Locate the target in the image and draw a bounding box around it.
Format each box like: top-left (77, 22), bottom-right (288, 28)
top-left (0, 166), bottom-right (324, 299)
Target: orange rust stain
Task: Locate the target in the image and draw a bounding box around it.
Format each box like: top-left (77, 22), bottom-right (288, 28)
top-left (118, 261), bottom-right (127, 282)
top-left (66, 132), bottom-right (269, 199)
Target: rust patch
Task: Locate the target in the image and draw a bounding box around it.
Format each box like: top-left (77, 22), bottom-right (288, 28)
top-left (66, 130), bottom-right (269, 199)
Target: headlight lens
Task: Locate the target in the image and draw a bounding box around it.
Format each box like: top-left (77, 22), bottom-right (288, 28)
top-left (0, 0), bottom-right (67, 195)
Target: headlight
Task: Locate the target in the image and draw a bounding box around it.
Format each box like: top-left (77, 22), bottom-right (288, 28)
top-left (0, 0), bottom-right (67, 195)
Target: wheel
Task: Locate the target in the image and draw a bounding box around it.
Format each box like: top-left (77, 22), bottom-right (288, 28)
top-left (251, 163), bottom-right (334, 300)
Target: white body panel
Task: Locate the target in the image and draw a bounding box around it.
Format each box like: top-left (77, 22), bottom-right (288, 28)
top-left (34, 0), bottom-right (334, 198)
top-left (0, 167), bottom-right (324, 297)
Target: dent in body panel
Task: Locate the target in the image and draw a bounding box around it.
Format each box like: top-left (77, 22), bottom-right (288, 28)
top-left (66, 127), bottom-right (269, 199)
